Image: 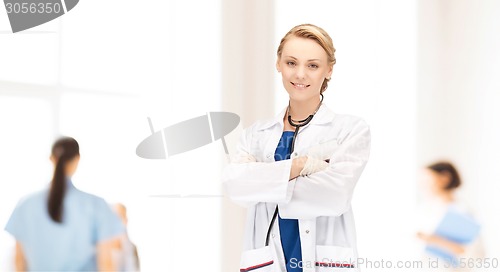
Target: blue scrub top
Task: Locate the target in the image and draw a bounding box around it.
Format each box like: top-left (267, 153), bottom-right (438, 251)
top-left (274, 131), bottom-right (302, 272)
top-left (5, 180), bottom-right (124, 271)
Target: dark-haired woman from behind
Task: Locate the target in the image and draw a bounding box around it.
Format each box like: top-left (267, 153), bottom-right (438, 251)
top-left (5, 137), bottom-right (124, 271)
top-left (416, 161), bottom-right (485, 271)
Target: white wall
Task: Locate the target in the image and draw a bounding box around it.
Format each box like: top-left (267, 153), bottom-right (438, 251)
top-left (274, 0), bottom-right (418, 269)
top-left (418, 0), bottom-right (500, 257)
top-left (2, 0), bottom-right (498, 271)
top-left (221, 0), bottom-right (276, 271)
top-left (1, 0), bottom-right (224, 271)
top-left (220, 1), bottom-right (418, 271)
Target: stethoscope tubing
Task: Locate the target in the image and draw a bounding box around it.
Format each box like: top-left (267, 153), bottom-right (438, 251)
top-left (264, 95), bottom-right (323, 246)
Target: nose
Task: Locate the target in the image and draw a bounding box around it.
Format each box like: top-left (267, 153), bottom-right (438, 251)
top-left (295, 66), bottom-right (306, 79)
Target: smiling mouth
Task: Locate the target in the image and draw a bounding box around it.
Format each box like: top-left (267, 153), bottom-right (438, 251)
top-left (291, 82), bottom-right (310, 88)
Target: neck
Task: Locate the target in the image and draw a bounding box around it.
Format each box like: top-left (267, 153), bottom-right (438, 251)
top-left (436, 190), bottom-right (454, 203)
top-left (288, 96), bottom-right (322, 121)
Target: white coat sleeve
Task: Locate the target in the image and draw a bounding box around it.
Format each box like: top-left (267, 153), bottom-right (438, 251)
top-left (279, 118), bottom-right (371, 219)
top-left (222, 124), bottom-right (294, 207)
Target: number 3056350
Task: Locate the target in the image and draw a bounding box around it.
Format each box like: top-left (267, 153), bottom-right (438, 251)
top-left (5, 3), bottom-right (62, 14)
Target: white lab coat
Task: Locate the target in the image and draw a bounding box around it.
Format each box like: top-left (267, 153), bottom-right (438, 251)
top-left (222, 104), bottom-right (370, 272)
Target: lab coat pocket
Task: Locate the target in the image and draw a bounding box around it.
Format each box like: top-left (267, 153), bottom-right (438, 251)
top-left (315, 245), bottom-right (357, 271)
top-left (240, 246), bottom-right (277, 272)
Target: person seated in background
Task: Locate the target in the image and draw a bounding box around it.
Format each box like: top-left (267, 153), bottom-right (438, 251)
top-left (4, 136), bottom-right (124, 271)
top-left (112, 203), bottom-right (140, 272)
top-left (416, 161), bottom-right (485, 271)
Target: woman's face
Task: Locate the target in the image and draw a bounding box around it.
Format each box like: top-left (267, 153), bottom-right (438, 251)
top-left (422, 169), bottom-right (451, 194)
top-left (276, 36), bottom-right (332, 103)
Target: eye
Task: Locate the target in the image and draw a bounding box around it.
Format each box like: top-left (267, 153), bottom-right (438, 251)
top-left (286, 61), bottom-right (296, 67)
top-left (309, 64), bottom-right (319, 69)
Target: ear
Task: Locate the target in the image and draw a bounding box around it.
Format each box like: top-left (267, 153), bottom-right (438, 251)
top-left (326, 65), bottom-right (333, 79)
top-left (276, 59), bottom-right (281, 73)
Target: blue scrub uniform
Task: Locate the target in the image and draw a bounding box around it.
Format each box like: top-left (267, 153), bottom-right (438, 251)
top-left (274, 131), bottom-right (302, 272)
top-left (5, 180), bottom-right (124, 271)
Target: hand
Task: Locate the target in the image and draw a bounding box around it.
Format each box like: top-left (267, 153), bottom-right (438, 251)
top-left (416, 232), bottom-right (466, 255)
top-left (300, 156), bottom-right (329, 176)
top-left (416, 232), bottom-right (431, 242)
top-left (289, 156), bottom-right (308, 180)
top-left (289, 156), bottom-right (329, 180)
top-left (232, 153), bottom-right (257, 163)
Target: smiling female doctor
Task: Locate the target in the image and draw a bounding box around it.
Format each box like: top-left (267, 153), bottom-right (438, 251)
top-left (222, 24), bottom-right (371, 272)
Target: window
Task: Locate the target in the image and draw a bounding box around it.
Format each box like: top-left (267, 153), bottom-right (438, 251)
top-left (1, 0), bottom-right (222, 270)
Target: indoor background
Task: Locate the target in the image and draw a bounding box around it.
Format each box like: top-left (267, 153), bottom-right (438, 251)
top-left (1, 0), bottom-right (499, 271)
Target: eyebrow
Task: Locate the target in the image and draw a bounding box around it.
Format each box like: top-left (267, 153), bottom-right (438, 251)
top-left (285, 56), bottom-right (321, 62)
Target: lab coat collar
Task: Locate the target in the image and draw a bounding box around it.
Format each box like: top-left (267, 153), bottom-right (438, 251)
top-left (256, 103), bottom-right (335, 131)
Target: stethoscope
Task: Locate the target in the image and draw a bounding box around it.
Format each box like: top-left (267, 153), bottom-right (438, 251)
top-left (265, 94), bottom-right (323, 246)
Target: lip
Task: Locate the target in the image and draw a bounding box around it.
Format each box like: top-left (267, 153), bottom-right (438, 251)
top-left (291, 82), bottom-right (310, 89)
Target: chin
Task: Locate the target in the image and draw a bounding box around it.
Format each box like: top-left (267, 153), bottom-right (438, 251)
top-left (286, 90), bottom-right (318, 101)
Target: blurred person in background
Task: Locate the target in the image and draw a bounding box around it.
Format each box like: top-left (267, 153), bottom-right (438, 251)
top-left (4, 136), bottom-right (124, 271)
top-left (112, 203), bottom-right (140, 271)
top-left (416, 161), bottom-right (485, 271)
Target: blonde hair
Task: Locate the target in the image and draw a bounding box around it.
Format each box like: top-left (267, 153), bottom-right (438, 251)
top-left (277, 24), bottom-right (336, 93)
